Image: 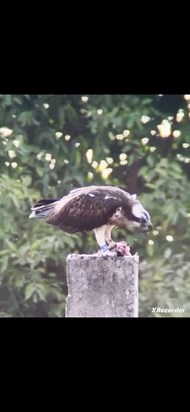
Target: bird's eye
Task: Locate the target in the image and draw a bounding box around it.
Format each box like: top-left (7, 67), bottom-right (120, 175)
top-left (140, 217), bottom-right (147, 224)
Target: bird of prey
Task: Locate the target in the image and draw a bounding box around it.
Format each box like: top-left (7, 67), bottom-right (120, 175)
top-left (29, 185), bottom-right (152, 256)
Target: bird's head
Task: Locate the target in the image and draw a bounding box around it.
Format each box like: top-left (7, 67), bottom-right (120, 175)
top-left (130, 201), bottom-right (152, 231)
top-left (109, 193), bottom-right (152, 233)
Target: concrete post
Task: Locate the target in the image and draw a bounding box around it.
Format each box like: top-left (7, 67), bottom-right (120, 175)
top-left (65, 253), bottom-right (139, 317)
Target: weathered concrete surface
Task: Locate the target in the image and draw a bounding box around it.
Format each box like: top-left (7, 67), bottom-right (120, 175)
top-left (65, 254), bottom-right (139, 317)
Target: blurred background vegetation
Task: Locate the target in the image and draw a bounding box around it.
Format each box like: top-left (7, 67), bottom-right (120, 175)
top-left (0, 94), bottom-right (190, 317)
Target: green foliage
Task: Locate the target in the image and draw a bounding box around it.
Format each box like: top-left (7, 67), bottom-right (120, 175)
top-left (0, 94), bottom-right (190, 317)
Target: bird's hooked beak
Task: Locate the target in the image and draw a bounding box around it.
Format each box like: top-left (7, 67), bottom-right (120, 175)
top-left (142, 223), bottom-right (153, 231)
top-left (141, 216), bottom-right (153, 231)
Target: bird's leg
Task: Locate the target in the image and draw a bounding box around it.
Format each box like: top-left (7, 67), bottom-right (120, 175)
top-left (105, 225), bottom-right (116, 249)
top-left (94, 226), bottom-right (108, 251)
top-left (94, 226), bottom-right (117, 256)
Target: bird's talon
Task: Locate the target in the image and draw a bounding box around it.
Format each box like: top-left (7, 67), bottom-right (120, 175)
top-left (98, 247), bottom-right (117, 257)
top-left (102, 250), bottom-right (117, 257)
top-left (109, 242), bottom-right (117, 251)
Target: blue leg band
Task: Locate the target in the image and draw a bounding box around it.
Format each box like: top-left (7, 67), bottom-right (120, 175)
top-left (101, 244), bottom-right (109, 252)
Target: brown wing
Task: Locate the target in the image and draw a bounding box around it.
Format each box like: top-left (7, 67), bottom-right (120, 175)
top-left (46, 186), bottom-right (131, 233)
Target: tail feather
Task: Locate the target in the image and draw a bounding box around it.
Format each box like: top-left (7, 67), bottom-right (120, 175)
top-left (32, 198), bottom-right (59, 209)
top-left (29, 198), bottom-right (59, 219)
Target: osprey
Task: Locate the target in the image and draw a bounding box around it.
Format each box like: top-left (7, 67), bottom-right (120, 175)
top-left (29, 185), bottom-right (152, 256)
